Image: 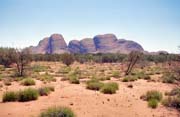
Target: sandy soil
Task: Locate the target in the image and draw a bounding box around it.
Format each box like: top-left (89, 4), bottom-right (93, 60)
top-left (0, 62), bottom-right (179, 117)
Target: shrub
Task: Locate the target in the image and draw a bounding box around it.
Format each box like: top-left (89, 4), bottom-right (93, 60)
top-left (162, 88), bottom-right (180, 110)
top-left (0, 74), bottom-right (2, 81)
top-left (141, 90), bottom-right (162, 109)
top-left (40, 106), bottom-right (75, 117)
top-left (68, 72), bottom-right (80, 84)
top-left (38, 73), bottom-right (56, 82)
top-left (136, 72), bottom-right (150, 80)
top-left (4, 80), bottom-right (12, 86)
top-left (86, 79), bottom-right (104, 91)
top-left (17, 88), bottom-right (39, 102)
top-left (145, 90), bottom-right (163, 101)
top-left (127, 84), bottom-right (133, 88)
top-left (162, 96), bottom-right (180, 109)
top-left (122, 77), bottom-right (129, 82)
top-left (100, 82), bottom-right (119, 94)
top-left (148, 99), bottom-right (158, 108)
top-left (69, 77), bottom-right (80, 84)
top-left (38, 87), bottom-right (51, 96)
top-left (61, 53), bottom-right (75, 66)
top-left (61, 77), bottom-right (69, 81)
top-left (47, 86), bottom-right (55, 92)
top-left (167, 88), bottom-right (180, 96)
top-left (111, 71), bottom-right (120, 78)
top-left (32, 65), bottom-right (48, 72)
top-left (38, 86), bottom-right (54, 96)
top-left (162, 73), bottom-right (176, 83)
top-left (2, 91), bottom-right (18, 102)
top-left (122, 76), bottom-right (138, 82)
top-left (0, 65), bottom-right (5, 71)
top-left (21, 78), bottom-right (35, 86)
top-left (58, 66), bottom-right (71, 74)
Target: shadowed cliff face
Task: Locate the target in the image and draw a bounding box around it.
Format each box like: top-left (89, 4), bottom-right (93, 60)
top-left (30, 33), bottom-right (144, 54)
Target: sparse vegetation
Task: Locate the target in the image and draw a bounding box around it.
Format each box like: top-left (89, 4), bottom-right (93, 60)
top-left (40, 106), bottom-right (75, 117)
top-left (0, 50), bottom-right (180, 116)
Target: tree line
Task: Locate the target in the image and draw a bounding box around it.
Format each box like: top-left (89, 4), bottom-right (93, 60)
top-left (0, 47), bottom-right (179, 76)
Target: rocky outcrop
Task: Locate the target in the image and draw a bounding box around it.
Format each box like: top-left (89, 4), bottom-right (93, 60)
top-left (68, 38), bottom-right (96, 53)
top-left (30, 34), bottom-right (68, 54)
top-left (68, 40), bottom-right (81, 53)
top-left (93, 34), bottom-right (143, 53)
top-left (93, 34), bottom-right (118, 52)
top-left (46, 34), bottom-right (68, 54)
top-left (30, 33), bottom-right (144, 54)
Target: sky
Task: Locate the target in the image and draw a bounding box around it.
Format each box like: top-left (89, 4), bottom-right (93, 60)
top-left (0, 0), bottom-right (180, 53)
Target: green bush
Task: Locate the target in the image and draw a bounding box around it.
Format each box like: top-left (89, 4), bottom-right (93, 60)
top-left (86, 79), bottom-right (104, 91)
top-left (40, 106), bottom-right (75, 117)
top-left (17, 88), bottom-right (39, 102)
top-left (100, 82), bottom-right (119, 94)
top-left (21, 78), bottom-right (35, 86)
top-left (2, 91), bottom-right (18, 102)
top-left (148, 99), bottom-right (158, 108)
top-left (145, 90), bottom-right (163, 101)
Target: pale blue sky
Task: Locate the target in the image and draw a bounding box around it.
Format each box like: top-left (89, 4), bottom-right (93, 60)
top-left (0, 0), bottom-right (180, 53)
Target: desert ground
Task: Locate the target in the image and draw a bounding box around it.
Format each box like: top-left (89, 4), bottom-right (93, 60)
top-left (0, 62), bottom-right (179, 117)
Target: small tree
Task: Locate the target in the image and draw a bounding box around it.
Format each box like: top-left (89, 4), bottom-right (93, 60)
top-left (125, 51), bottom-right (143, 75)
top-left (61, 53), bottom-right (74, 66)
top-left (15, 48), bottom-right (31, 76)
top-left (0, 48), bottom-right (16, 67)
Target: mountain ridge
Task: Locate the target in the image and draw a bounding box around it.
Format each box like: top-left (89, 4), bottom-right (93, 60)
top-left (30, 33), bottom-right (144, 54)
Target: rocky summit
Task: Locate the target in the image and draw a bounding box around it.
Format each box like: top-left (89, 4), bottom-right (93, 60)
top-left (30, 33), bottom-right (144, 54)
